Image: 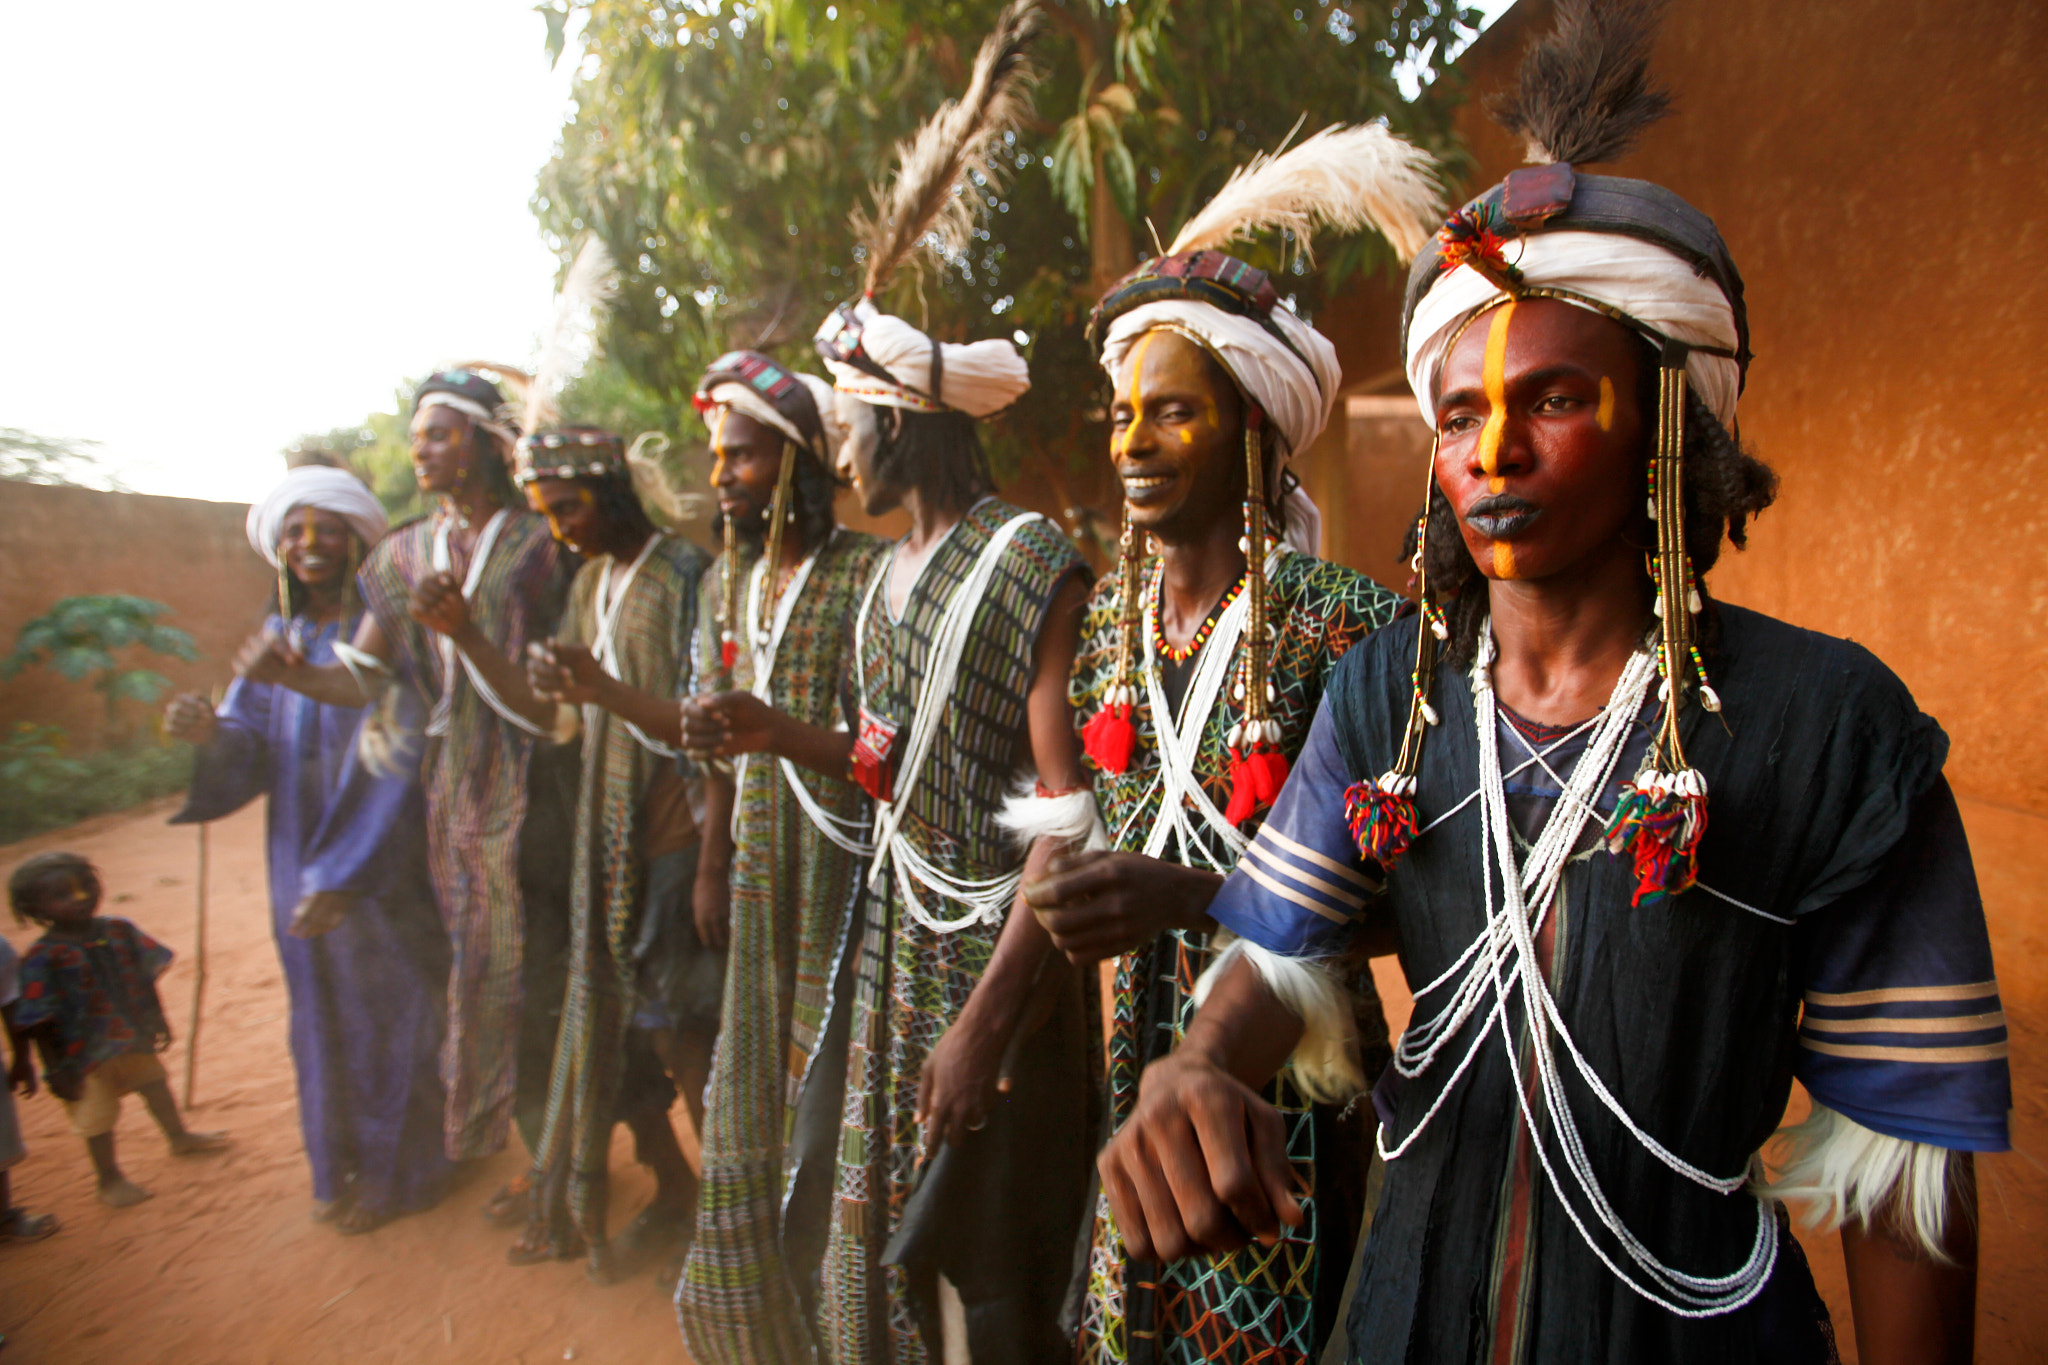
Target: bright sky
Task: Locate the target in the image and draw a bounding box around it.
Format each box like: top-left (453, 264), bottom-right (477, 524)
top-left (0, 2), bottom-right (577, 504)
top-left (0, 2), bottom-right (1506, 507)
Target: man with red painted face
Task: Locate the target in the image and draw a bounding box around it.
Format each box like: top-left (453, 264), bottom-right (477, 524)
top-left (497, 427), bottom-right (712, 1282)
top-left (1022, 126), bottom-right (1438, 1365)
top-left (236, 370), bottom-right (577, 1193)
top-left (1095, 7), bottom-right (2010, 1364)
top-left (674, 353), bottom-right (887, 1353)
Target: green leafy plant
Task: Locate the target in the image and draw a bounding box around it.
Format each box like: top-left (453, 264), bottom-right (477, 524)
top-left (534, 0), bottom-right (1478, 516)
top-left (2, 596), bottom-right (198, 742)
top-left (0, 722), bottom-right (192, 848)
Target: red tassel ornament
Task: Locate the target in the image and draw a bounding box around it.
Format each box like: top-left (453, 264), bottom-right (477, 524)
top-left (1344, 771), bottom-right (1419, 868)
top-left (720, 635), bottom-right (738, 671)
top-left (1223, 718), bottom-right (1290, 826)
top-left (1083, 686), bottom-right (1139, 775)
top-left (1604, 768), bottom-right (1708, 909)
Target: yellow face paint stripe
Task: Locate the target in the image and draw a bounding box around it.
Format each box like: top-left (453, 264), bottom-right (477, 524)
top-left (1597, 375), bottom-right (1615, 432)
top-left (1476, 301), bottom-right (1517, 494)
top-left (1114, 329), bottom-right (1163, 460)
top-left (1492, 541), bottom-right (1518, 579)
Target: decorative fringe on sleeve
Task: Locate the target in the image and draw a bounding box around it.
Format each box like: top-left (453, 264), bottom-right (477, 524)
top-left (1767, 1103), bottom-right (1964, 1263)
top-left (997, 777), bottom-right (1109, 853)
top-left (1192, 932), bottom-right (1363, 1105)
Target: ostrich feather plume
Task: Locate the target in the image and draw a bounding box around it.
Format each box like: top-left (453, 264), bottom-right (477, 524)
top-left (1487, 0), bottom-right (1673, 166)
top-left (521, 234), bottom-right (618, 434)
top-left (851, 0), bottom-right (1043, 295)
top-left (625, 432), bottom-right (709, 531)
top-left (1166, 122), bottom-right (1445, 266)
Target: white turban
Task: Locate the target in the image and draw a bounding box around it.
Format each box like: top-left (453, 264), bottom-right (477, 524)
top-left (247, 466), bottom-right (389, 568)
top-left (822, 298), bottom-right (1030, 419)
top-left (706, 372), bottom-right (846, 467)
top-left (1404, 230), bottom-right (1741, 428)
top-left (1100, 300), bottom-right (1343, 555)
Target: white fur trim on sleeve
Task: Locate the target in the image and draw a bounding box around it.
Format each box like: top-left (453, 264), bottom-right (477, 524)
top-left (548, 703), bottom-right (582, 747)
top-left (997, 779), bottom-right (1109, 853)
top-left (1767, 1102), bottom-right (1963, 1262)
top-left (1192, 932), bottom-right (1364, 1105)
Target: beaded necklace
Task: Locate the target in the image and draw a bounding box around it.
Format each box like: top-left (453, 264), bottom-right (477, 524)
top-left (1147, 560), bottom-right (1249, 666)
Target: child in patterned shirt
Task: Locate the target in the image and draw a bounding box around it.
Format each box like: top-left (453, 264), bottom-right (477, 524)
top-left (7, 852), bottom-right (227, 1207)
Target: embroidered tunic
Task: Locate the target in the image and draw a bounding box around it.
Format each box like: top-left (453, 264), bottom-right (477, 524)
top-left (528, 534), bottom-right (709, 1245)
top-left (814, 499), bottom-right (1092, 1365)
top-left (355, 509), bottom-right (575, 1159)
top-left (678, 528), bottom-right (888, 1365)
top-left (1071, 551), bottom-right (1403, 1365)
top-left (174, 614), bottom-right (451, 1219)
top-left (17, 918), bottom-right (172, 1085)
top-left (1209, 606), bottom-right (2011, 1364)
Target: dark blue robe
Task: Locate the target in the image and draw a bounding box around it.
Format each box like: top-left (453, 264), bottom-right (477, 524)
top-left (173, 615), bottom-right (452, 1219)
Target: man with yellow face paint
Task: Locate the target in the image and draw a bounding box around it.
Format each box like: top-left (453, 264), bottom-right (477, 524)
top-left (498, 425), bottom-right (713, 1284)
top-left (1023, 124), bottom-right (1441, 1365)
top-left (1099, 5), bottom-right (2010, 1362)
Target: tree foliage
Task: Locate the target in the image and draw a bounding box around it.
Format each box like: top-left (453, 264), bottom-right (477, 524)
top-left (535, 0), bottom-right (1477, 506)
top-left (2, 595), bottom-right (198, 738)
top-left (0, 428), bottom-right (130, 492)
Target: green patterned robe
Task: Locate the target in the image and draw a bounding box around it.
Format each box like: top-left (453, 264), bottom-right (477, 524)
top-left (530, 533), bottom-right (709, 1245)
top-left (678, 527), bottom-right (888, 1365)
top-left (1071, 550), bottom-right (1402, 1365)
top-left (817, 499), bottom-right (1092, 1365)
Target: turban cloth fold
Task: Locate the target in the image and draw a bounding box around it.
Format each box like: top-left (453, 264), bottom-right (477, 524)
top-left (247, 466), bottom-right (389, 567)
top-left (413, 369), bottom-right (520, 455)
top-left (705, 372), bottom-right (847, 467)
top-left (1404, 230), bottom-right (1741, 428)
top-left (1099, 299), bottom-right (1342, 555)
top-left (820, 298), bottom-right (1030, 419)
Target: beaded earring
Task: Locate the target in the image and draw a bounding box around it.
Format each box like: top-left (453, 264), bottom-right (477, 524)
top-left (755, 438), bottom-right (799, 647)
top-left (1080, 503), bottom-right (1142, 774)
top-left (1343, 454), bottom-right (1446, 868)
top-left (1222, 406), bottom-right (1287, 824)
top-left (1603, 343), bottom-right (1713, 907)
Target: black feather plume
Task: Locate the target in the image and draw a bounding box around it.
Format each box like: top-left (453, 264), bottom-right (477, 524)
top-left (1487, 0), bottom-right (1674, 166)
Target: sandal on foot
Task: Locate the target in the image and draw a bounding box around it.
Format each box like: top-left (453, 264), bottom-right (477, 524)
top-left (0, 1209), bottom-right (58, 1243)
top-left (613, 1204), bottom-right (689, 1263)
top-left (170, 1130), bottom-right (230, 1156)
top-left (334, 1202), bottom-right (393, 1237)
top-left (480, 1175), bottom-right (532, 1226)
top-left (505, 1227), bottom-right (585, 1267)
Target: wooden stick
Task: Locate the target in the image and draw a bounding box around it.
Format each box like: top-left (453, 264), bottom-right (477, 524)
top-left (183, 822), bottom-right (208, 1109)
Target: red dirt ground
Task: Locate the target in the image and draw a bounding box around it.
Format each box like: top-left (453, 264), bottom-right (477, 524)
top-left (0, 793), bottom-right (2040, 1363)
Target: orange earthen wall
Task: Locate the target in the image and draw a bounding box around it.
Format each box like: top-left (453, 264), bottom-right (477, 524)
top-left (1313, 0), bottom-right (2048, 815)
top-left (0, 482), bottom-right (274, 746)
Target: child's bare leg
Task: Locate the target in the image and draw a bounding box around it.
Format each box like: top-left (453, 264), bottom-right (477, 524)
top-left (87, 1133), bottom-right (151, 1207)
top-left (136, 1080), bottom-right (228, 1154)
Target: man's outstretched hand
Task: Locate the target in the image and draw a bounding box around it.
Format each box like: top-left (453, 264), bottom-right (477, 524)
top-left (680, 691), bottom-right (781, 758)
top-left (1097, 1049), bottom-right (1303, 1263)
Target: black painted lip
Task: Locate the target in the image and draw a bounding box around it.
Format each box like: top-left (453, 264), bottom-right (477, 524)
top-left (1464, 492), bottom-right (1541, 539)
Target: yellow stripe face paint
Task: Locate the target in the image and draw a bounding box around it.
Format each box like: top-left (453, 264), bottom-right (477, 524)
top-left (1114, 330), bottom-right (1162, 460)
top-left (1476, 302), bottom-right (1517, 494)
top-left (1597, 375), bottom-right (1615, 432)
top-left (1493, 541), bottom-right (1518, 579)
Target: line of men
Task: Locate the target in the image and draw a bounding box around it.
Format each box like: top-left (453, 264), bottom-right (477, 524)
top-left (230, 3), bottom-right (2009, 1363)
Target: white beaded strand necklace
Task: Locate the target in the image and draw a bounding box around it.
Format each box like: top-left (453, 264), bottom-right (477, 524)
top-left (1375, 619), bottom-right (1776, 1317)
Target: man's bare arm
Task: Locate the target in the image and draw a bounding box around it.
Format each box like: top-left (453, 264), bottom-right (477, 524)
top-left (1841, 1156), bottom-right (1978, 1365)
top-left (238, 613), bottom-right (390, 708)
